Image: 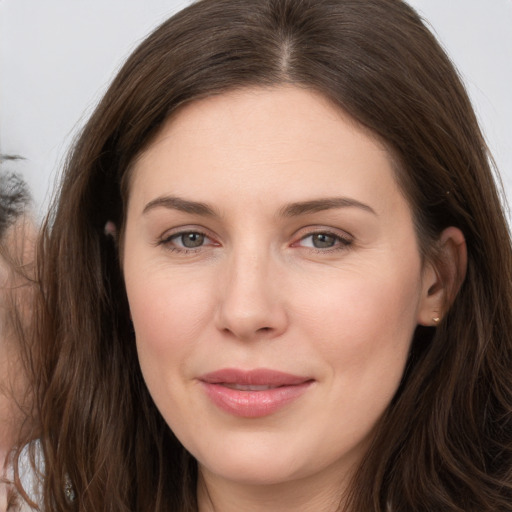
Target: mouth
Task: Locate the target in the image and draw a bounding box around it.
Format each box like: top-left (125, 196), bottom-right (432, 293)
top-left (199, 368), bottom-right (314, 418)
top-left (222, 383), bottom-right (283, 391)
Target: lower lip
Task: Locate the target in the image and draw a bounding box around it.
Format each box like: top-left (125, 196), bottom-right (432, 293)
top-left (201, 381), bottom-right (313, 418)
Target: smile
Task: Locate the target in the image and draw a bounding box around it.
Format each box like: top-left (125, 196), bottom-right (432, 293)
top-left (199, 368), bottom-right (314, 418)
top-left (223, 384), bottom-right (280, 391)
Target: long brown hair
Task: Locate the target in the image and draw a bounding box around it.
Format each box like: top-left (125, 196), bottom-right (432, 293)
top-left (25, 0), bottom-right (512, 510)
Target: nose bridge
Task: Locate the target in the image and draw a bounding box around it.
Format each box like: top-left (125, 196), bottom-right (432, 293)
top-left (215, 239), bottom-right (287, 340)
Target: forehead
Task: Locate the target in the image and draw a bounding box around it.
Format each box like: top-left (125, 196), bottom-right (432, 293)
top-left (140, 86), bottom-right (387, 157)
top-left (128, 86), bottom-right (401, 210)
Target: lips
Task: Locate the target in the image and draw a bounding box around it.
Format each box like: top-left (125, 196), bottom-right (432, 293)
top-left (199, 368), bottom-right (313, 418)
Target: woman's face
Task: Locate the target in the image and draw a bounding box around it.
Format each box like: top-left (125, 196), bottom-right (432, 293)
top-left (123, 87), bottom-right (437, 494)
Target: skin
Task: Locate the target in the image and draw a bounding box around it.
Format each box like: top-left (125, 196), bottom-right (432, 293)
top-left (122, 86), bottom-right (463, 512)
top-left (0, 217), bottom-right (35, 511)
top-left (0, 219), bottom-right (34, 459)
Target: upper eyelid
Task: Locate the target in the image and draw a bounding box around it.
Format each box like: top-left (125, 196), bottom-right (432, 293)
top-left (293, 233), bottom-right (352, 248)
top-left (154, 227), bottom-right (218, 251)
top-left (289, 226), bottom-right (355, 251)
top-left (159, 225), bottom-right (214, 240)
top-left (299, 232), bottom-right (351, 242)
top-left (169, 231), bottom-right (209, 241)
top-left (157, 230), bottom-right (218, 254)
top-left (293, 225), bottom-right (354, 240)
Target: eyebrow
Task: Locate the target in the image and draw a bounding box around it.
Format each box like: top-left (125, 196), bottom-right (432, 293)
top-left (143, 196), bottom-right (216, 216)
top-left (142, 195), bottom-right (376, 217)
top-left (279, 197), bottom-right (377, 217)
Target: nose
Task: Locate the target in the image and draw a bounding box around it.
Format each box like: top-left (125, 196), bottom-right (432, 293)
top-left (215, 249), bottom-right (288, 341)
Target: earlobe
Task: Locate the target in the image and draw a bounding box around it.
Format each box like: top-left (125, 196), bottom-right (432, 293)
top-left (104, 220), bottom-right (118, 239)
top-left (417, 227), bottom-right (467, 327)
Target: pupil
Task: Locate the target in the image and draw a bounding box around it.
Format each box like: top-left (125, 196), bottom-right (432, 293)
top-left (182, 233), bottom-right (204, 248)
top-left (313, 233), bottom-right (335, 248)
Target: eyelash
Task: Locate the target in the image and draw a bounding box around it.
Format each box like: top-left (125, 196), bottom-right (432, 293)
top-left (157, 230), bottom-right (216, 253)
top-left (293, 230), bottom-right (353, 253)
top-left (157, 228), bottom-right (353, 254)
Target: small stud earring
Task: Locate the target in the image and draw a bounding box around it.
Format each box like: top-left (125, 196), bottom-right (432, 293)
top-left (432, 316), bottom-right (440, 324)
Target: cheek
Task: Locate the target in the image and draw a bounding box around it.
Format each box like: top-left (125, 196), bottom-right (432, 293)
top-left (125, 270), bottom-right (216, 379)
top-left (286, 268), bottom-right (422, 457)
top-left (296, 261), bottom-right (422, 386)
top-left (301, 264), bottom-right (419, 323)
top-left (125, 273), bottom-right (215, 433)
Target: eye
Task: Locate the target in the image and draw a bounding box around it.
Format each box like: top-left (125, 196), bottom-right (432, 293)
top-left (304, 233), bottom-right (337, 249)
top-left (295, 231), bottom-right (352, 250)
top-left (159, 230), bottom-right (216, 252)
top-left (174, 232), bottom-right (207, 248)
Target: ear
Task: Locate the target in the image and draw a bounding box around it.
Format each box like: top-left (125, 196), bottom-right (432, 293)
top-left (417, 227), bottom-right (467, 326)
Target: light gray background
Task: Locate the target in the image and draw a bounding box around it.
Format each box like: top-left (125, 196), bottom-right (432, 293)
top-left (1, 0), bottom-right (511, 217)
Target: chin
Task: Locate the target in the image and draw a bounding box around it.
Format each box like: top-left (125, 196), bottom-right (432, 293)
top-left (194, 434), bottom-right (346, 490)
top-left (201, 458), bottom-right (307, 487)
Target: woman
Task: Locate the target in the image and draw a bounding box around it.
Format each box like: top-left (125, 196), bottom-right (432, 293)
top-left (21, 0), bottom-right (512, 510)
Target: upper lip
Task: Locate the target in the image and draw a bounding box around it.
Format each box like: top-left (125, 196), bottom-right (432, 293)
top-left (199, 368), bottom-right (312, 387)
